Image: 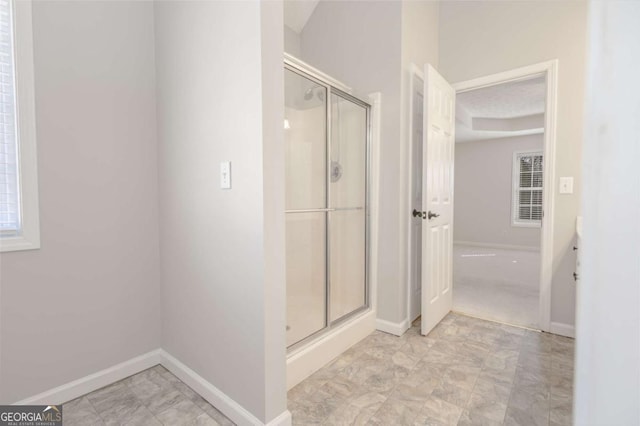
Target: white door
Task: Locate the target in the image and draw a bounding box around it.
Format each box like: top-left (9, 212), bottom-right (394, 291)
top-left (421, 64), bottom-right (456, 336)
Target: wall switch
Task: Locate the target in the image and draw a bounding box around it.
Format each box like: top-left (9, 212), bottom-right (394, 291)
top-left (559, 176), bottom-right (574, 194)
top-left (220, 161), bottom-right (231, 189)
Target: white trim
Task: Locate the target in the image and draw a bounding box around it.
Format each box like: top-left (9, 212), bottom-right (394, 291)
top-left (14, 348), bottom-right (292, 426)
top-left (550, 322), bottom-right (575, 339)
top-left (375, 318), bottom-right (410, 337)
top-left (284, 53), bottom-right (351, 94)
top-left (511, 150), bottom-right (544, 228)
top-left (453, 240), bottom-right (540, 253)
top-left (0, 0), bottom-right (40, 253)
top-left (14, 350), bottom-right (162, 405)
top-left (286, 309), bottom-right (375, 390)
top-left (453, 61), bottom-right (550, 93)
top-left (512, 221), bottom-right (543, 229)
top-left (266, 410), bottom-right (293, 426)
top-left (540, 61), bottom-right (558, 334)
top-left (368, 92), bottom-right (381, 318)
top-left (160, 350), bottom-right (291, 426)
top-left (451, 60), bottom-right (558, 333)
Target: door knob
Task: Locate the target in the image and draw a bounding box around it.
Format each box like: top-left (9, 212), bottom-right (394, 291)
top-left (428, 211), bottom-right (440, 220)
top-left (412, 209), bottom-right (427, 219)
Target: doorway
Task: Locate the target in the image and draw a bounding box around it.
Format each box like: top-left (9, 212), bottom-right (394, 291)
top-left (453, 76), bottom-right (545, 328)
top-left (409, 62), bottom-right (558, 333)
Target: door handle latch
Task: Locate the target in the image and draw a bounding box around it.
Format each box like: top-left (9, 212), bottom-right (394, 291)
top-left (412, 209), bottom-right (427, 219)
top-left (428, 211), bottom-right (440, 220)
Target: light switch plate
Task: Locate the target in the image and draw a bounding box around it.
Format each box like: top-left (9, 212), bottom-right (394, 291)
top-left (220, 161), bottom-right (231, 189)
top-left (559, 176), bottom-right (573, 194)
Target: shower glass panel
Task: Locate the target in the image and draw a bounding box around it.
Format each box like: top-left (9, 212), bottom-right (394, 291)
top-left (285, 70), bottom-right (327, 211)
top-left (284, 69), bottom-right (327, 347)
top-left (329, 94), bottom-right (367, 322)
top-left (286, 212), bottom-right (326, 346)
top-left (285, 62), bottom-right (369, 349)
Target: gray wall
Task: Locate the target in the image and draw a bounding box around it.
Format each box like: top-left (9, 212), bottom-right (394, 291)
top-left (300, 1), bottom-right (403, 323)
top-left (154, 1), bottom-right (286, 422)
top-left (0, 1), bottom-right (160, 403)
top-left (284, 25), bottom-right (301, 57)
top-left (439, 1), bottom-right (586, 326)
top-left (454, 135), bottom-right (543, 249)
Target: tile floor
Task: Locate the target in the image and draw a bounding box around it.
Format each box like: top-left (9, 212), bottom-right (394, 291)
top-left (64, 313), bottom-right (574, 426)
top-left (288, 313), bottom-right (574, 425)
top-left (63, 364), bottom-right (235, 426)
top-left (453, 245), bottom-right (541, 328)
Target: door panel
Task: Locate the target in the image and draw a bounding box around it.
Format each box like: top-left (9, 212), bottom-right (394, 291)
top-left (285, 212), bottom-right (327, 346)
top-left (329, 93), bottom-right (367, 209)
top-left (284, 69), bottom-right (328, 347)
top-left (421, 64), bottom-right (456, 336)
top-left (329, 209), bottom-right (366, 322)
top-left (328, 92), bottom-right (368, 323)
top-left (284, 69), bottom-right (327, 211)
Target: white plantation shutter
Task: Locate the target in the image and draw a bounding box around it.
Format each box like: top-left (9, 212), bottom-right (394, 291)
top-left (513, 152), bottom-right (543, 226)
top-left (0, 0), bottom-right (19, 235)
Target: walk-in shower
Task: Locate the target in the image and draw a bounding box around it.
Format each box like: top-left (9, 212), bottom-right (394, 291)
top-left (284, 58), bottom-right (370, 350)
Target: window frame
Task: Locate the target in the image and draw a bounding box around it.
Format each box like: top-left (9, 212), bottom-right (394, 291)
top-left (0, 0), bottom-right (40, 252)
top-left (511, 150), bottom-right (543, 229)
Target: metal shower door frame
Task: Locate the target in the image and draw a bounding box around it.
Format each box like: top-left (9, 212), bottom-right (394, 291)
top-left (284, 58), bottom-right (372, 353)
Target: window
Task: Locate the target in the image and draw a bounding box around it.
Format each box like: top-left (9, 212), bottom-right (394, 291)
top-left (512, 151), bottom-right (543, 227)
top-left (0, 0), bottom-right (39, 252)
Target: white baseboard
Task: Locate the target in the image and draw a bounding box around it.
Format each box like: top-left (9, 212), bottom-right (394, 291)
top-left (454, 240), bottom-right (540, 252)
top-left (14, 349), bottom-right (162, 405)
top-left (550, 322), bottom-right (575, 338)
top-left (159, 350), bottom-right (291, 426)
top-left (287, 309), bottom-right (375, 390)
top-left (14, 348), bottom-right (291, 426)
top-left (376, 317), bottom-right (410, 337)
top-left (265, 410), bottom-right (293, 426)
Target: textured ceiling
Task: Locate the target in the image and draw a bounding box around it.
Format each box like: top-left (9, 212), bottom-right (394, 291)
top-left (284, 0), bottom-right (320, 33)
top-left (456, 76), bottom-right (546, 142)
top-left (458, 76), bottom-right (546, 118)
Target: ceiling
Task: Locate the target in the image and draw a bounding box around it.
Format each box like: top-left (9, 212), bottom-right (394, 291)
top-left (456, 76), bottom-right (546, 143)
top-left (283, 0), bottom-right (320, 33)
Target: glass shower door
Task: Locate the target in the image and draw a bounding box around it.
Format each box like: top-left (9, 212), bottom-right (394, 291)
top-left (284, 69), bottom-right (328, 347)
top-left (285, 64), bottom-right (370, 349)
top-left (328, 93), bottom-right (368, 323)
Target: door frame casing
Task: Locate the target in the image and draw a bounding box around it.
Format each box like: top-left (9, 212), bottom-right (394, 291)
top-left (406, 60), bottom-right (558, 333)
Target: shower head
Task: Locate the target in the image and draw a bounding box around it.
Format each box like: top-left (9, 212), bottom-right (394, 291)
top-left (303, 88), bottom-right (314, 101)
top-left (303, 86), bottom-right (325, 102)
